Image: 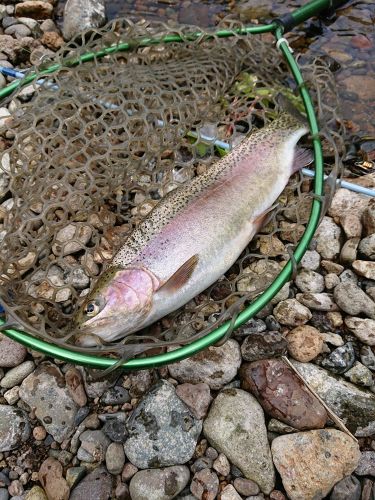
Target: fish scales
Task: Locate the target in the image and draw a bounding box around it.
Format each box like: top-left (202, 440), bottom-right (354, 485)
top-left (74, 112), bottom-right (309, 344)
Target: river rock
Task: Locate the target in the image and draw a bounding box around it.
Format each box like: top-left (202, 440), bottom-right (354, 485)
top-left (125, 380), bottom-right (202, 468)
top-left (271, 430), bottom-right (360, 500)
top-left (240, 331), bottom-right (287, 361)
top-left (329, 188), bottom-right (369, 220)
top-left (315, 216), bottom-right (342, 260)
top-left (19, 363), bottom-right (78, 442)
top-left (300, 250), bottom-right (321, 270)
top-left (234, 318), bottom-right (266, 336)
top-left (105, 442), bottom-right (125, 475)
top-left (69, 467), bottom-right (112, 500)
top-left (292, 361), bottom-right (375, 436)
top-left (330, 475), bottom-right (361, 500)
top-left (168, 339), bottom-right (241, 390)
top-left (273, 299), bottom-right (311, 326)
top-left (363, 198), bottom-right (375, 235)
top-left (15, 1), bottom-right (53, 19)
top-left (239, 359), bottom-right (327, 430)
top-left (233, 478), bottom-right (260, 496)
top-left (0, 360), bottom-right (35, 389)
top-left (65, 367), bottom-right (87, 407)
top-left (0, 405), bottom-right (30, 451)
top-left (344, 361), bottom-right (374, 386)
top-left (190, 468), bottom-right (219, 500)
top-left (295, 269), bottom-right (325, 293)
top-left (355, 451), bottom-right (375, 476)
top-left (286, 325), bottom-right (323, 362)
top-left (77, 430), bottom-right (110, 463)
top-left (334, 282), bottom-right (375, 319)
top-left (203, 388), bottom-right (275, 493)
top-left (100, 385), bottom-right (130, 405)
top-left (102, 413), bottom-right (128, 442)
top-left (175, 383), bottom-right (212, 419)
top-left (340, 238), bottom-right (360, 265)
top-left (321, 342), bottom-right (356, 374)
top-left (38, 458), bottom-right (70, 500)
top-left (129, 466), bottom-right (190, 500)
top-left (359, 234), bottom-right (375, 259)
top-left (361, 345), bottom-right (375, 371)
top-left (352, 260), bottom-right (375, 280)
top-left (297, 292), bottom-right (338, 311)
top-left (63, 0), bottom-right (106, 40)
top-left (340, 213), bottom-right (362, 239)
top-left (24, 486), bottom-right (48, 500)
top-left (0, 334), bottom-right (26, 368)
top-left (345, 317), bottom-right (375, 345)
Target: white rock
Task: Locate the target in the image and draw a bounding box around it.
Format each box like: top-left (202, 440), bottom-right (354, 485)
top-left (315, 217), bottom-right (342, 260)
top-left (345, 317), bottom-right (375, 346)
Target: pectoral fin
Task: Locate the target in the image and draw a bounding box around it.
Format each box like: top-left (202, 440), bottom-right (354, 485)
top-left (160, 254), bottom-right (199, 293)
top-left (253, 203), bottom-right (278, 228)
top-left (292, 147), bottom-right (313, 174)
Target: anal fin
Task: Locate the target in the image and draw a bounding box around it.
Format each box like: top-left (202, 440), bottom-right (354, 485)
top-left (160, 254), bottom-right (199, 293)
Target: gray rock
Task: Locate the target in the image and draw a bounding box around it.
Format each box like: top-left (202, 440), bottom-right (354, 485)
top-left (235, 318), bottom-right (266, 336)
top-left (80, 367), bottom-right (116, 398)
top-left (69, 467), bottom-right (112, 500)
top-left (355, 451), bottom-right (375, 476)
top-left (63, 0), bottom-right (106, 40)
top-left (334, 282), bottom-right (375, 319)
top-left (240, 331), bottom-right (287, 362)
top-left (102, 413), bottom-right (128, 442)
top-left (100, 386), bottom-right (130, 405)
top-left (0, 361), bottom-right (35, 389)
top-left (0, 333), bottom-right (26, 368)
top-left (0, 405), bottom-right (30, 452)
top-left (330, 475), bottom-right (361, 500)
top-left (77, 430), bottom-right (110, 463)
top-left (296, 292), bottom-right (338, 311)
top-left (203, 388), bottom-right (275, 494)
top-left (65, 467), bottom-right (86, 489)
top-left (292, 361), bottom-right (375, 436)
top-left (129, 466), bottom-right (190, 500)
top-left (273, 299), bottom-right (311, 326)
top-left (125, 380), bottom-right (202, 468)
top-left (339, 269), bottom-right (358, 285)
top-left (295, 269), bottom-right (325, 293)
top-left (4, 24), bottom-right (31, 37)
top-left (361, 346), bottom-right (375, 371)
top-left (345, 317), bottom-right (375, 346)
top-left (321, 342), bottom-right (355, 374)
top-left (52, 223), bottom-right (92, 256)
top-left (300, 250), bottom-right (321, 271)
top-left (315, 217), bottom-right (342, 260)
top-left (19, 363), bottom-right (78, 443)
top-left (233, 478), bottom-right (260, 496)
top-left (344, 361), bottom-right (374, 386)
top-left (105, 442), bottom-right (125, 475)
top-left (168, 339), bottom-right (241, 390)
top-left (0, 489), bottom-right (8, 500)
top-left (359, 234), bottom-right (375, 260)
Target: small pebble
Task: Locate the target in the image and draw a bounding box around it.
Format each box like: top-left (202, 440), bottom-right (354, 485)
top-left (344, 361), bottom-right (374, 386)
top-left (105, 442), bottom-right (125, 475)
top-left (300, 250), bottom-right (320, 270)
top-left (320, 332), bottom-right (344, 347)
top-left (33, 426), bottom-right (46, 441)
top-left (175, 383), bottom-right (212, 420)
top-left (295, 269), bottom-right (324, 293)
top-left (212, 453), bottom-right (230, 476)
top-left (0, 334), bottom-right (27, 368)
top-left (359, 234), bottom-right (375, 260)
top-left (352, 260), bottom-right (375, 280)
top-left (355, 451), bottom-right (375, 476)
top-left (3, 386), bottom-right (19, 405)
top-left (190, 468), bottom-right (219, 500)
top-left (361, 346), bottom-right (375, 371)
top-left (38, 458), bottom-right (70, 500)
top-left (0, 361), bottom-right (34, 389)
top-left (286, 325), bottom-right (323, 362)
top-left (121, 463), bottom-right (138, 482)
top-left (233, 477), bottom-right (260, 496)
top-left (220, 484), bottom-right (242, 500)
top-left (334, 282), bottom-right (375, 319)
top-left (240, 331), bottom-right (287, 362)
top-left (345, 317), bottom-right (375, 346)
top-left (324, 273), bottom-right (340, 290)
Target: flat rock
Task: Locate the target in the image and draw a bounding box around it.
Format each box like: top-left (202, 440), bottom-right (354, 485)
top-left (345, 317), bottom-right (375, 345)
top-left (334, 282), bottom-right (375, 319)
top-left (239, 359), bottom-right (327, 430)
top-left (273, 299), bottom-right (312, 326)
top-left (19, 363), bottom-right (78, 442)
top-left (286, 325), bottom-right (323, 362)
top-left (240, 331), bottom-right (287, 362)
top-left (63, 0), bottom-right (106, 39)
top-left (168, 339), bottom-right (241, 390)
top-left (15, 1), bottom-right (53, 19)
top-left (0, 360), bottom-right (35, 389)
top-left (129, 466), bottom-right (190, 500)
top-left (297, 292), bottom-right (338, 312)
top-left (203, 388), bottom-right (275, 494)
top-left (38, 458), bottom-right (70, 500)
top-left (292, 361), bottom-right (375, 436)
top-left (300, 250), bottom-right (321, 271)
top-left (0, 405), bottom-right (30, 452)
top-left (330, 475), bottom-right (361, 500)
top-left (0, 333), bottom-right (26, 368)
top-left (175, 383), bottom-right (212, 419)
top-left (69, 467), bottom-right (112, 500)
top-left (271, 430), bottom-right (360, 500)
top-left (125, 380), bottom-right (202, 468)
top-left (315, 216), bottom-right (342, 260)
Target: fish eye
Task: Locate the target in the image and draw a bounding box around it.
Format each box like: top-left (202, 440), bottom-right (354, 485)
top-left (84, 300), bottom-right (100, 317)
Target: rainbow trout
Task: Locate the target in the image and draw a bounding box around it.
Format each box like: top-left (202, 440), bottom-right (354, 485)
top-left (74, 112), bottom-right (311, 346)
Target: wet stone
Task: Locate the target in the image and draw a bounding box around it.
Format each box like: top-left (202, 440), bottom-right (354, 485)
top-left (240, 331), bottom-right (287, 362)
top-left (129, 466), bottom-right (190, 500)
top-left (190, 468), bottom-right (219, 500)
top-left (0, 361), bottom-right (35, 389)
top-left (38, 458), bottom-right (70, 500)
top-left (168, 339), bottom-right (241, 390)
top-left (77, 430), bottom-right (110, 463)
top-left (345, 317), bottom-right (375, 346)
top-left (286, 325), bottom-right (323, 362)
top-left (292, 361), bottom-right (375, 436)
top-left (175, 383), bottom-right (212, 420)
top-left (273, 299), bottom-right (312, 326)
top-left (334, 282), bottom-right (375, 319)
top-left (0, 405), bottom-right (30, 452)
top-left (239, 359), bottom-right (327, 430)
top-left (124, 380), bottom-right (202, 468)
top-left (355, 451), bottom-right (375, 476)
top-left (321, 342), bottom-right (356, 374)
top-left (203, 388), bottom-right (275, 494)
top-left (100, 386), bottom-right (130, 405)
top-left (344, 361), bottom-right (374, 386)
top-left (272, 430), bottom-right (360, 500)
top-left (69, 467), bottom-right (112, 500)
top-left (19, 363), bottom-right (78, 443)
top-left (330, 475), bottom-right (361, 500)
top-left (0, 333), bottom-right (26, 368)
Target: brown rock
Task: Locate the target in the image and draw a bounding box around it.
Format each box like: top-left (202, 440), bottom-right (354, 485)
top-left (340, 213), bottom-right (362, 239)
top-left (39, 458), bottom-right (70, 500)
top-left (239, 359), bottom-right (327, 430)
top-left (41, 31), bottom-right (64, 50)
top-left (233, 477), bottom-right (259, 496)
top-left (363, 199), bottom-right (375, 235)
top-left (65, 367), bottom-right (87, 407)
top-left (190, 468), bottom-right (219, 500)
top-left (240, 331), bottom-right (287, 362)
top-left (175, 383), bottom-right (212, 419)
top-left (352, 260), bottom-right (375, 280)
top-left (271, 429), bottom-right (360, 500)
top-left (340, 238), bottom-right (360, 265)
top-left (286, 325), bottom-right (323, 362)
top-left (15, 1), bottom-right (53, 19)
top-left (273, 299), bottom-right (312, 326)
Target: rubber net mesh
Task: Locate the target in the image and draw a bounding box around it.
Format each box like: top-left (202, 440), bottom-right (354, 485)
top-left (0, 18), bottom-right (344, 358)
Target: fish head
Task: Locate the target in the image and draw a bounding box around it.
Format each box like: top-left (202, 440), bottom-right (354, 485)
top-left (73, 266), bottom-right (156, 346)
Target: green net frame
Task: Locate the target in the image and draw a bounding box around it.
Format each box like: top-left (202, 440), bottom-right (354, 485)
top-left (0, 0), bottom-right (338, 370)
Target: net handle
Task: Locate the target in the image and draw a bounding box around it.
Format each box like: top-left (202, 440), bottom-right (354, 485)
top-left (0, 0), bottom-right (342, 369)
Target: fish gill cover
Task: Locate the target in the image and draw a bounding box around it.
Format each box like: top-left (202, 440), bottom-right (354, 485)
top-left (0, 17), bottom-right (344, 359)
